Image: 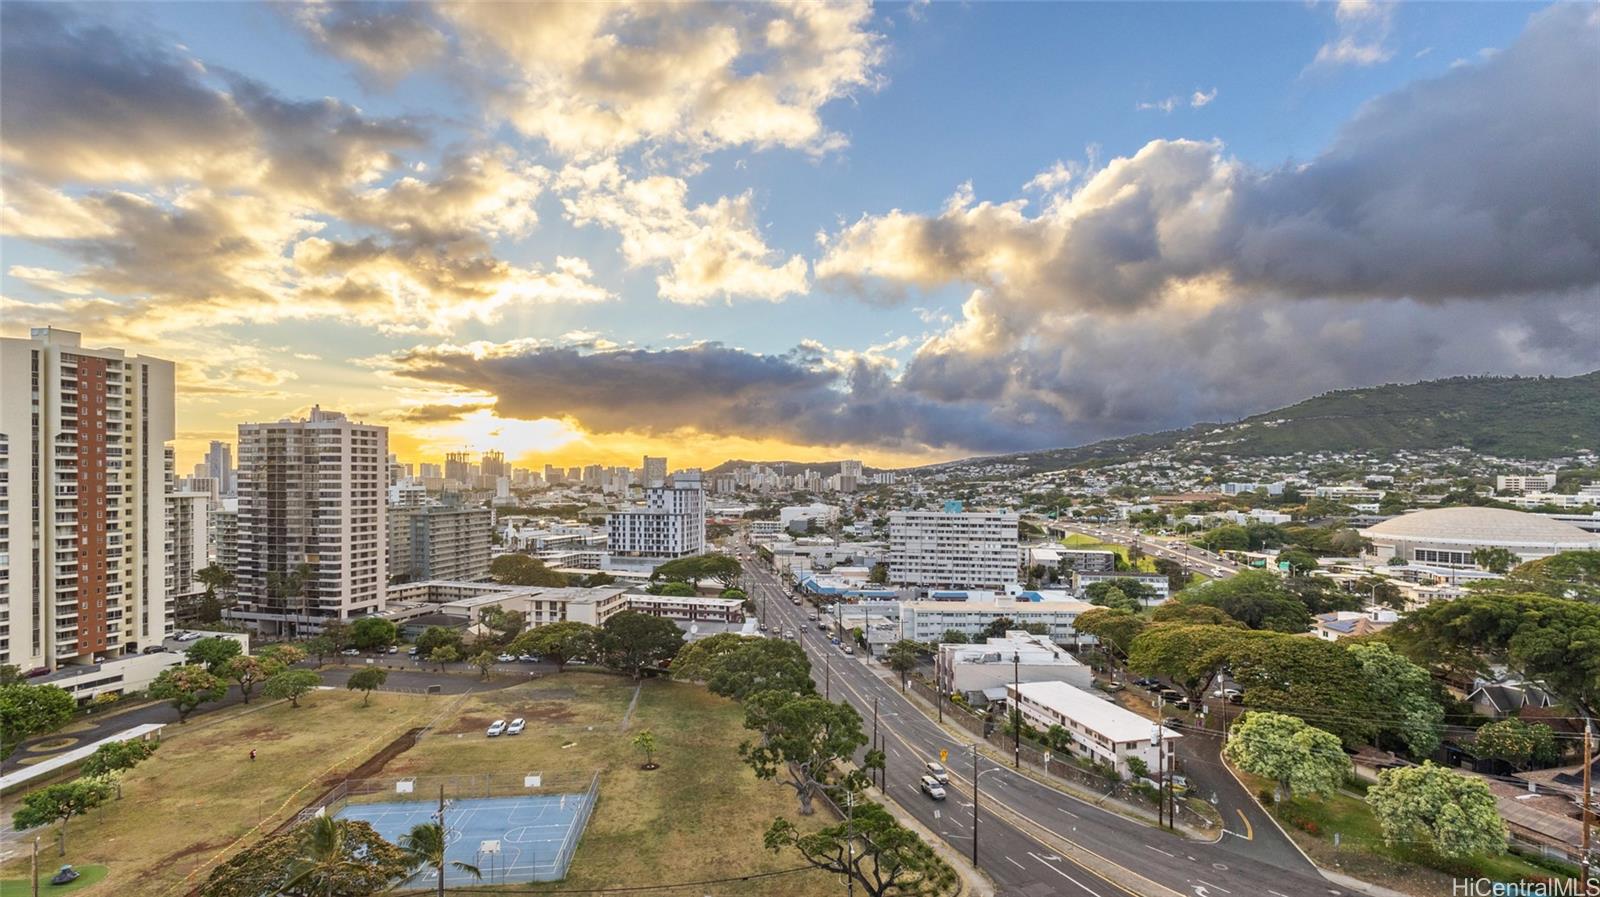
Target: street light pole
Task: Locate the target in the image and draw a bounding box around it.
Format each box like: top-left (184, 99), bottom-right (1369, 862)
top-left (872, 697), bottom-right (880, 791)
top-left (825, 655), bottom-right (831, 700)
top-left (1012, 652), bottom-right (1021, 769)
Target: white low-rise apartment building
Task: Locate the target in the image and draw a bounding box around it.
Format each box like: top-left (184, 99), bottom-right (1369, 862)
top-left (936, 631), bottom-right (1091, 701)
top-left (1072, 571), bottom-right (1171, 605)
top-left (900, 598), bottom-right (1094, 646)
top-left (1008, 680), bottom-right (1180, 778)
top-left (889, 507), bottom-right (1020, 591)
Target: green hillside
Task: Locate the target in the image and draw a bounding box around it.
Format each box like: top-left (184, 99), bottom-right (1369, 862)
top-left (975, 371), bottom-right (1600, 471)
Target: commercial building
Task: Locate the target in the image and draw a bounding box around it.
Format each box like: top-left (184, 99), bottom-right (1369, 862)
top-left (1008, 680), bottom-right (1180, 778)
top-left (0, 327), bottom-right (175, 670)
top-left (643, 456), bottom-right (668, 488)
top-left (900, 598), bottom-right (1094, 646)
top-left (1359, 507), bottom-right (1600, 570)
top-left (232, 406), bottom-right (388, 635)
top-left (936, 631), bottom-right (1091, 702)
top-left (388, 504), bottom-right (492, 583)
top-left (888, 509), bottom-right (1020, 591)
top-left (1496, 474), bottom-right (1558, 494)
top-left (607, 471), bottom-right (706, 565)
top-left (202, 440), bottom-right (235, 496)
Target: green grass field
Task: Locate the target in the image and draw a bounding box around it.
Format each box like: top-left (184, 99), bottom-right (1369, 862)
top-left (0, 864), bottom-right (109, 896)
top-left (1059, 533), bottom-right (1159, 573)
top-left (0, 689), bottom-right (431, 897)
top-left (385, 673), bottom-right (841, 896)
top-left (1233, 770), bottom-right (1577, 895)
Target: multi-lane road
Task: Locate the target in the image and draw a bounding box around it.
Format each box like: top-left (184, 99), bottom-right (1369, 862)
top-left (1034, 519), bottom-right (1245, 581)
top-left (738, 545), bottom-right (1346, 897)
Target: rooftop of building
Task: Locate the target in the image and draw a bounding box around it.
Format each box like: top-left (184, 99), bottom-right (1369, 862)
top-left (1360, 506), bottom-right (1600, 546)
top-left (1012, 680), bottom-right (1181, 742)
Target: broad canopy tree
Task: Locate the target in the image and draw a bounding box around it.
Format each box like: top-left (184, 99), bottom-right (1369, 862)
top-left (1177, 571), bottom-right (1313, 632)
top-left (263, 669), bottom-right (322, 707)
top-left (12, 777), bottom-right (115, 856)
top-left (741, 691), bottom-right (869, 816)
top-left (1223, 711), bottom-right (1350, 799)
top-left (186, 636), bottom-right (243, 674)
top-left (597, 612), bottom-right (684, 679)
top-left (1365, 762), bottom-right (1506, 859)
top-left (0, 682), bottom-right (75, 758)
top-left (151, 664), bottom-right (228, 723)
top-left (509, 621), bottom-right (597, 672)
top-left (765, 800), bottom-right (958, 897)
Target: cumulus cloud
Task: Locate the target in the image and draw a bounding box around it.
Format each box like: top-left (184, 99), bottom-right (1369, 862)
top-left (558, 159), bottom-right (808, 304)
top-left (292, 2), bottom-right (884, 158)
top-left (819, 4), bottom-right (1599, 313)
top-left (1312, 0), bottom-right (1395, 68)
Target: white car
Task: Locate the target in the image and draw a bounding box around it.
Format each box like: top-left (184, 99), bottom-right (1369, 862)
top-left (496, 653), bottom-right (515, 663)
top-left (506, 718), bottom-right (526, 735)
top-left (925, 761), bottom-right (949, 784)
top-left (340, 648), bottom-right (360, 656)
top-left (486, 720), bottom-right (507, 737)
top-left (919, 775), bottom-right (947, 800)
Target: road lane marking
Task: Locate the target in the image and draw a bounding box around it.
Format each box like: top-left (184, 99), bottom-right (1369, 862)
top-left (1195, 879), bottom-right (1231, 894)
top-left (1145, 844), bottom-right (1178, 858)
top-left (1028, 851), bottom-right (1106, 897)
top-left (1234, 809), bottom-right (1253, 840)
top-left (1004, 856), bottom-right (1025, 870)
top-left (1058, 806), bottom-right (1080, 818)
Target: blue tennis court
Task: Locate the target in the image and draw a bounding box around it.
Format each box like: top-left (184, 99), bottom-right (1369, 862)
top-left (336, 792), bottom-right (594, 884)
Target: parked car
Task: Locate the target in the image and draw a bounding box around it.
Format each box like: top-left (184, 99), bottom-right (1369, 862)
top-left (340, 648), bottom-right (361, 656)
top-left (486, 720), bottom-right (507, 737)
top-left (407, 646), bottom-right (419, 656)
top-left (386, 645), bottom-right (399, 654)
top-left (506, 718), bottom-right (526, 735)
top-left (517, 653), bottom-right (539, 663)
top-left (496, 653), bottom-right (515, 663)
top-left (842, 645), bottom-right (854, 655)
top-left (925, 762), bottom-right (949, 784)
top-left (919, 775), bottom-right (947, 800)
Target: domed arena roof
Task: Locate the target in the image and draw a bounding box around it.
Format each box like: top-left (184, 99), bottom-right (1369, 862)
top-left (1360, 507), bottom-right (1600, 548)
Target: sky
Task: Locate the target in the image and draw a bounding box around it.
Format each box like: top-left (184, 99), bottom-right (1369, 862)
top-left (2, 1), bottom-right (1597, 472)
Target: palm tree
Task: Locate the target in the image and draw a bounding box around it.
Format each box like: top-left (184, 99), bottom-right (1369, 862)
top-left (399, 821), bottom-right (480, 897)
top-left (281, 816), bottom-right (372, 897)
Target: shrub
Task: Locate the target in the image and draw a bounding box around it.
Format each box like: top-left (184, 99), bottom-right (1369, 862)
top-left (1257, 789), bottom-right (1275, 806)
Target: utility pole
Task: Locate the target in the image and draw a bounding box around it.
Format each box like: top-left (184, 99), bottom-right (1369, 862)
top-left (1152, 724), bottom-right (1165, 829)
top-left (31, 836), bottom-right (39, 897)
top-left (1583, 722), bottom-right (1593, 884)
top-left (825, 655), bottom-right (832, 700)
top-left (971, 744), bottom-right (979, 866)
top-left (845, 788), bottom-right (856, 897)
top-left (936, 653), bottom-right (943, 723)
top-left (872, 697), bottom-right (880, 791)
top-left (1012, 652), bottom-right (1021, 769)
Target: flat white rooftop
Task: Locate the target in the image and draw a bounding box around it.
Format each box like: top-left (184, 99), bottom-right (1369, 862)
top-left (1012, 681), bottom-right (1180, 743)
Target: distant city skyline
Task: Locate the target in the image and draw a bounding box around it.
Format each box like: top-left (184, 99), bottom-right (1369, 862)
top-left (3, 2), bottom-right (1596, 472)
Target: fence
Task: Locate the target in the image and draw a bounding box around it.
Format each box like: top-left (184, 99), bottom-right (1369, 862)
top-left (905, 676), bottom-right (1216, 831)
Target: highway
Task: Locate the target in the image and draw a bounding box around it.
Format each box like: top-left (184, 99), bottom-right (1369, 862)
top-left (1038, 519), bottom-right (1244, 581)
top-left (738, 546), bottom-right (1345, 897)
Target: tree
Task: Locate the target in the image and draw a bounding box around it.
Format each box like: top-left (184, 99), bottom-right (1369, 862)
top-left (1365, 763), bottom-right (1506, 858)
top-left (1347, 642), bottom-right (1443, 757)
top-left (718, 587), bottom-right (748, 602)
top-left (1085, 584), bottom-right (1139, 612)
top-left (1484, 550), bottom-right (1600, 602)
top-left (1471, 547), bottom-right (1520, 575)
top-left (199, 816), bottom-right (413, 897)
top-left (703, 639), bottom-right (814, 703)
top-left (939, 629), bottom-right (969, 645)
top-left (222, 655), bottom-right (282, 705)
top-left (633, 730), bottom-right (659, 768)
top-left (651, 553), bottom-right (742, 588)
top-left (196, 562), bottom-right (235, 607)
top-left (0, 682), bottom-right (75, 758)
top-left (868, 563), bottom-right (890, 585)
top-left (80, 738), bottom-right (158, 798)
top-left (267, 562), bottom-right (314, 638)
top-left (1179, 570), bottom-right (1313, 632)
top-left (1129, 624), bottom-right (1250, 703)
top-left (885, 640), bottom-right (921, 692)
top-left (347, 668), bottom-right (387, 705)
top-left (489, 553), bottom-right (569, 587)
top-left (150, 665), bottom-right (228, 723)
top-left (1473, 719), bottom-right (1559, 769)
top-left (470, 650), bottom-right (496, 680)
top-left (187, 636), bottom-right (243, 674)
top-left (263, 669), bottom-right (322, 708)
top-left (765, 800), bottom-right (957, 897)
top-left (509, 621), bottom-right (597, 672)
top-left (413, 625), bottom-right (463, 657)
top-left (260, 644), bottom-right (307, 667)
top-left (399, 821), bottom-right (480, 897)
top-left (1276, 549), bottom-right (1321, 576)
top-left (1390, 592), bottom-right (1600, 717)
top-left (741, 692), bottom-right (868, 815)
top-left (427, 645), bottom-right (460, 672)
top-left (1223, 712), bottom-right (1349, 799)
top-left (1228, 634), bottom-right (1379, 747)
top-left (670, 632), bottom-right (750, 682)
top-left (1329, 528), bottom-right (1371, 556)
top-left (597, 612), bottom-right (685, 679)
top-left (347, 616), bottom-right (397, 651)
top-left (1074, 608), bottom-right (1146, 662)
top-left (303, 635), bottom-right (336, 667)
top-left (320, 620), bottom-right (351, 651)
top-left (1199, 525), bottom-right (1250, 552)
top-left (12, 777), bottom-right (114, 856)
top-left (1151, 557), bottom-right (1189, 593)
top-left (653, 580), bottom-right (697, 597)
top-left (0, 664), bottom-right (22, 686)
top-left (479, 606), bottom-right (527, 644)
top-left (1149, 603), bottom-right (1238, 626)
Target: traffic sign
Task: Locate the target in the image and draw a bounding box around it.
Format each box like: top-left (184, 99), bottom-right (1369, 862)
top-left (939, 749), bottom-right (948, 763)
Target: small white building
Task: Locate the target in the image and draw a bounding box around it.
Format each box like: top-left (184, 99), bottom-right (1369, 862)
top-left (937, 631), bottom-right (1091, 701)
top-left (900, 599), bottom-right (1094, 646)
top-left (1008, 680), bottom-right (1180, 778)
top-left (1072, 571), bottom-right (1171, 604)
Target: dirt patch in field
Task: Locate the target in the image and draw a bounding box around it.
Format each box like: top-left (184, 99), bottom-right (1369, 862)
top-left (440, 714), bottom-right (498, 735)
top-left (144, 838), bottom-right (227, 887)
top-left (519, 703), bottom-right (577, 724)
top-left (227, 724), bottom-right (298, 744)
